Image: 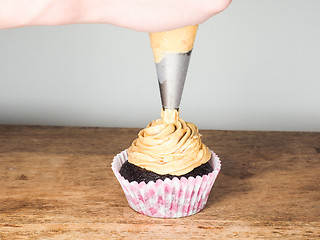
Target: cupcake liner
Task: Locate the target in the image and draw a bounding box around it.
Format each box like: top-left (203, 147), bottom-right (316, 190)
top-left (111, 149), bottom-right (221, 218)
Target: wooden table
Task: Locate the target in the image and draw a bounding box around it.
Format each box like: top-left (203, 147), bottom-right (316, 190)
top-left (0, 125), bottom-right (319, 239)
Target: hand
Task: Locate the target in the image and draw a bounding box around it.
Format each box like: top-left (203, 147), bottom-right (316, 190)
top-left (101, 0), bottom-right (232, 32)
top-left (0, 0), bottom-right (232, 32)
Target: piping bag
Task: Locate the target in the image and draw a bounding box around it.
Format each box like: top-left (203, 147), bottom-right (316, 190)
top-left (149, 25), bottom-right (198, 110)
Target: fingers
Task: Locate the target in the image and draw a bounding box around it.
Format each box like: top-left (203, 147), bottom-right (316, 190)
top-left (98, 0), bottom-right (232, 32)
top-left (0, 0), bottom-right (231, 30)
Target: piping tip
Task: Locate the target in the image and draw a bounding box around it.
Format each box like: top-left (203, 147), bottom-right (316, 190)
top-left (156, 50), bottom-right (192, 110)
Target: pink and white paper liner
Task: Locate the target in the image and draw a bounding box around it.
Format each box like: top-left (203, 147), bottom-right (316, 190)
top-left (111, 150), bottom-right (221, 218)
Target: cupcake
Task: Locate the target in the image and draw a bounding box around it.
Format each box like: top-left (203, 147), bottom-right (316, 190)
top-left (111, 109), bottom-right (221, 218)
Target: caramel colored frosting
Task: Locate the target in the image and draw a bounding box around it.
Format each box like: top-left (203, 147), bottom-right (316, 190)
top-left (149, 25), bottom-right (198, 63)
top-left (127, 109), bottom-right (211, 176)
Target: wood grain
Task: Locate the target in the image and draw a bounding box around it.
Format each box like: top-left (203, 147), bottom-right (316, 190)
top-left (0, 125), bottom-right (319, 239)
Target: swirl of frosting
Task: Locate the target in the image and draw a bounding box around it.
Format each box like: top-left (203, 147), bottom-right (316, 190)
top-left (127, 109), bottom-right (211, 176)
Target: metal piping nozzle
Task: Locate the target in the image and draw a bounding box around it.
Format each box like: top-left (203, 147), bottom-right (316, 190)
top-left (156, 50), bottom-right (192, 110)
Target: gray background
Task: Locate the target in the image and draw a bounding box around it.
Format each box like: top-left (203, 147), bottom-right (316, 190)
top-left (1, 0), bottom-right (319, 131)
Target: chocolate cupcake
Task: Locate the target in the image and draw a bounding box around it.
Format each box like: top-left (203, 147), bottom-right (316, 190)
top-left (111, 109), bottom-right (221, 218)
top-left (119, 160), bottom-right (213, 183)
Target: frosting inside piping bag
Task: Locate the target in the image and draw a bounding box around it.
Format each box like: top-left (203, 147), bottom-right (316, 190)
top-left (127, 109), bottom-right (211, 176)
top-left (149, 25), bottom-right (198, 63)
